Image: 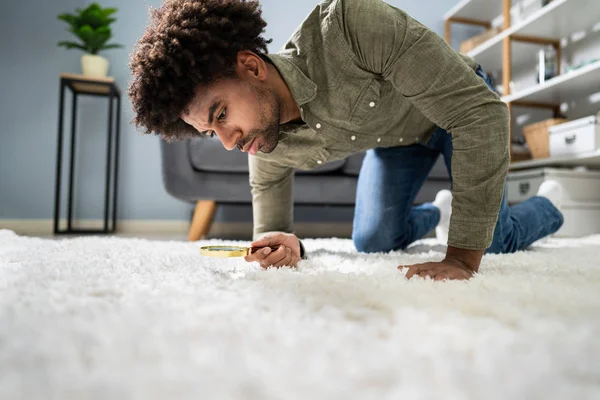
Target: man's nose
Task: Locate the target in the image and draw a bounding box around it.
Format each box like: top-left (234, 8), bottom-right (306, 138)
top-left (219, 129), bottom-right (241, 151)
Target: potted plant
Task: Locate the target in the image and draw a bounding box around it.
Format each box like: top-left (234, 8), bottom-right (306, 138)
top-left (57, 3), bottom-right (123, 78)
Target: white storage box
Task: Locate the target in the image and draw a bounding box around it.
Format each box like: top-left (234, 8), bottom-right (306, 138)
top-left (549, 115), bottom-right (600, 157)
top-left (556, 203), bottom-right (600, 237)
top-left (506, 168), bottom-right (600, 204)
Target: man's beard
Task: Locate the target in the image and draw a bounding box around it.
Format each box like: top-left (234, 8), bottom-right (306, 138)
top-left (246, 85), bottom-right (281, 154)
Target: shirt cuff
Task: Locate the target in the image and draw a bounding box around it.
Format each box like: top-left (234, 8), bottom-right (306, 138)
top-left (447, 216), bottom-right (498, 250)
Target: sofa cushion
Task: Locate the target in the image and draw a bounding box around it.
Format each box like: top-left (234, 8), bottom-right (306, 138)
top-left (188, 137), bottom-right (345, 174)
top-left (341, 152), bottom-right (366, 175)
top-left (429, 158), bottom-right (449, 179)
top-left (342, 151), bottom-right (449, 179)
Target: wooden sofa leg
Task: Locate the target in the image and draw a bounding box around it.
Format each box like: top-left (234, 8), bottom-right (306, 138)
top-left (188, 200), bottom-right (217, 241)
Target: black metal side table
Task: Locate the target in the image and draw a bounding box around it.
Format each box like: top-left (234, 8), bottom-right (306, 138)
top-left (54, 73), bottom-right (121, 234)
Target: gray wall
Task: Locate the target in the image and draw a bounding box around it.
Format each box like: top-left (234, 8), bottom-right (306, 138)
top-left (0, 0), bottom-right (468, 223)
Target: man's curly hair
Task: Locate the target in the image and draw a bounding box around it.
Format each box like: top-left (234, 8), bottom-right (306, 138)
top-left (128, 0), bottom-right (272, 141)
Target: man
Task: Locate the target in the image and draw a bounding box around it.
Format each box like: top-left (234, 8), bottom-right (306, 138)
top-left (128, 0), bottom-right (565, 280)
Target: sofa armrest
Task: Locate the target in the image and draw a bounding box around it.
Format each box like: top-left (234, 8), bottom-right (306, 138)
top-left (161, 139), bottom-right (199, 201)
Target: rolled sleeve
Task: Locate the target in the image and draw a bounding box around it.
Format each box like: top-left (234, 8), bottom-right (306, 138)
top-left (249, 155), bottom-right (295, 241)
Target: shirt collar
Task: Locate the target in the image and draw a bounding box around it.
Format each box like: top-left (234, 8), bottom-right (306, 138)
top-left (265, 53), bottom-right (317, 106)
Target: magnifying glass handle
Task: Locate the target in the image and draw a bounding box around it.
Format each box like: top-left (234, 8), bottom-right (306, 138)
top-left (249, 246), bottom-right (280, 254)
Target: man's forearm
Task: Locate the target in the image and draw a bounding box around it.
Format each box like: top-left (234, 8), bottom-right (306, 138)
top-left (445, 246), bottom-right (484, 273)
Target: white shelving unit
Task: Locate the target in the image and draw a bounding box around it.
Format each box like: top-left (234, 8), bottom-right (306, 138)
top-left (503, 60), bottom-right (600, 103)
top-left (510, 150), bottom-right (600, 170)
top-left (445, 0), bottom-right (600, 171)
top-left (444, 0), bottom-right (506, 22)
top-left (466, 0), bottom-right (599, 71)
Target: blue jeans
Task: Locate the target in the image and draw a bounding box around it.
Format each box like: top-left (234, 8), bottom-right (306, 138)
top-left (352, 67), bottom-right (564, 254)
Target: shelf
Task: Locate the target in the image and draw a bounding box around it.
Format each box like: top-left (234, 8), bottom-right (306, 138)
top-left (467, 0), bottom-right (599, 72)
top-left (444, 0), bottom-right (506, 22)
top-left (501, 61), bottom-right (600, 103)
top-left (61, 73), bottom-right (119, 95)
top-left (510, 150), bottom-right (600, 170)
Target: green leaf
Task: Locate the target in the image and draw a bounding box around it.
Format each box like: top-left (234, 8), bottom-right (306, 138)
top-left (57, 41), bottom-right (87, 52)
top-left (78, 25), bottom-right (111, 53)
top-left (77, 3), bottom-right (117, 28)
top-left (57, 13), bottom-right (77, 27)
top-left (74, 24), bottom-right (95, 44)
top-left (93, 27), bottom-right (112, 51)
top-left (101, 8), bottom-right (118, 18)
top-left (79, 9), bottom-right (105, 29)
top-left (96, 26), bottom-right (111, 34)
top-left (86, 3), bottom-right (102, 13)
top-left (100, 43), bottom-right (124, 51)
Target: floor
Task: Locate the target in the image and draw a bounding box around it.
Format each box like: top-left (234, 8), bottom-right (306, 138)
top-left (38, 232), bottom-right (190, 241)
top-left (1, 229), bottom-right (599, 399)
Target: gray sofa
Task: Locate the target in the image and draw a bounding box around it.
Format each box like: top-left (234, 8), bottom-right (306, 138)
top-left (161, 136), bottom-right (451, 239)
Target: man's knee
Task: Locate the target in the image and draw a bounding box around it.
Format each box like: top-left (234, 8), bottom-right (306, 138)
top-left (352, 229), bottom-right (410, 253)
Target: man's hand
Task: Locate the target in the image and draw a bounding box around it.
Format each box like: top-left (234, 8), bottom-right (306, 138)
top-left (244, 232), bottom-right (302, 269)
top-left (399, 247), bottom-right (484, 281)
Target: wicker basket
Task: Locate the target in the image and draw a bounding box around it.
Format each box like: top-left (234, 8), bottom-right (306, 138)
top-left (522, 118), bottom-right (568, 159)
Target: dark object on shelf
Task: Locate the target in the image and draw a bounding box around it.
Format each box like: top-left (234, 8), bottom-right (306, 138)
top-left (537, 45), bottom-right (558, 83)
top-left (54, 73), bottom-right (121, 234)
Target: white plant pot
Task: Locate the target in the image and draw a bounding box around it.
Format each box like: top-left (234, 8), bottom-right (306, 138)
top-left (81, 54), bottom-right (109, 78)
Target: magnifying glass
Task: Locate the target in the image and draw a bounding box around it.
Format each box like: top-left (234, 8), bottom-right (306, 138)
top-left (199, 245), bottom-right (280, 258)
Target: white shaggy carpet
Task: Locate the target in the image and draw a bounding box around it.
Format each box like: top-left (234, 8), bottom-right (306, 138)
top-left (1, 229), bottom-right (600, 400)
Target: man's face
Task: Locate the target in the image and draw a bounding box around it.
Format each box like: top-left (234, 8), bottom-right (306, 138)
top-left (181, 76), bottom-right (281, 155)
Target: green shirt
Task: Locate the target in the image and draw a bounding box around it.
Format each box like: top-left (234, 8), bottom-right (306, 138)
top-left (250, 0), bottom-right (510, 250)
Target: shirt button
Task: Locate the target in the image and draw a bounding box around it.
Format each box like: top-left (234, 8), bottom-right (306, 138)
top-left (415, 137), bottom-right (420, 142)
top-left (316, 123), bottom-right (322, 129)
top-left (317, 160), bottom-right (323, 165)
top-left (351, 135), bottom-right (356, 141)
top-left (399, 138), bottom-right (404, 142)
top-left (369, 102), bottom-right (376, 108)
top-left (377, 138), bottom-right (381, 143)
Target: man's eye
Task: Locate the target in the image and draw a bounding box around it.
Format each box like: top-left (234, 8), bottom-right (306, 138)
top-left (217, 109), bottom-right (226, 121)
top-left (207, 131), bottom-right (215, 138)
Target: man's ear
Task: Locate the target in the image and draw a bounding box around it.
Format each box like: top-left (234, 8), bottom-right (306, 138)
top-left (237, 51), bottom-right (268, 82)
